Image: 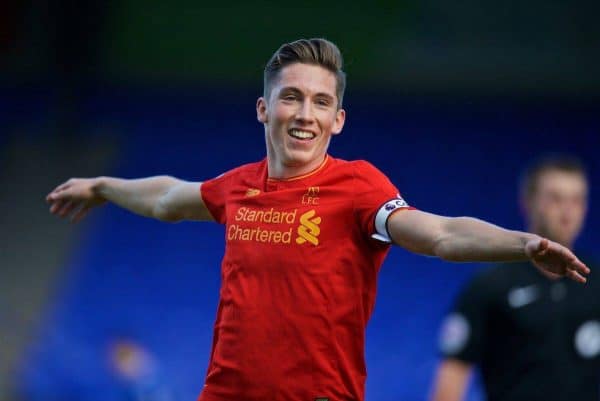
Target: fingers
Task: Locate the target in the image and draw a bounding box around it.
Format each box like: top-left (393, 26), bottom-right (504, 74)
top-left (47, 178), bottom-right (99, 224)
top-left (46, 181), bottom-right (73, 202)
top-left (48, 199), bottom-right (91, 223)
top-left (57, 200), bottom-right (77, 217)
top-left (46, 189), bottom-right (68, 203)
top-left (566, 268), bottom-right (587, 284)
top-left (49, 200), bottom-right (64, 214)
top-left (570, 258), bottom-right (590, 275)
top-left (558, 246), bottom-right (591, 276)
top-left (536, 238), bottom-right (549, 255)
top-left (531, 239), bottom-right (591, 284)
top-left (49, 200), bottom-right (78, 219)
top-left (49, 199), bottom-right (70, 215)
top-left (71, 205), bottom-right (90, 223)
top-left (563, 250), bottom-right (590, 283)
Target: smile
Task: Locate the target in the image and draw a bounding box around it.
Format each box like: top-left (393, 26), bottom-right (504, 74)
top-left (289, 129), bottom-right (316, 140)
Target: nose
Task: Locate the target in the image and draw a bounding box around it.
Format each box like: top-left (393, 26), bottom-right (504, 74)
top-left (296, 99), bottom-right (315, 122)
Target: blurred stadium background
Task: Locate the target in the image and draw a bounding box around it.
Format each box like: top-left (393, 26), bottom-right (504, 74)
top-left (1, 1), bottom-right (598, 400)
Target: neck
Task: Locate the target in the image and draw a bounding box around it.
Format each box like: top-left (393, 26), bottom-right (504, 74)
top-left (267, 155), bottom-right (327, 180)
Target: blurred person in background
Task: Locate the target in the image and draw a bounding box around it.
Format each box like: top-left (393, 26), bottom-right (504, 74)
top-left (46, 39), bottom-right (590, 401)
top-left (108, 337), bottom-right (175, 401)
top-left (430, 155), bottom-right (599, 401)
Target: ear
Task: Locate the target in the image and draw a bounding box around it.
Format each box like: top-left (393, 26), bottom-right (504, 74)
top-left (331, 108), bottom-right (346, 135)
top-left (256, 97), bottom-right (268, 123)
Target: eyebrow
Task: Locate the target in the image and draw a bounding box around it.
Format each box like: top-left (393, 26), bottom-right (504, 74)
top-left (279, 86), bottom-right (335, 101)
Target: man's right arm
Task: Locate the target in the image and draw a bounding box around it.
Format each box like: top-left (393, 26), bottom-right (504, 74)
top-left (46, 176), bottom-right (213, 223)
top-left (430, 359), bottom-right (473, 401)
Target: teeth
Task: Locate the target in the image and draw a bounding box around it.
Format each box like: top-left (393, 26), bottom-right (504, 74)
top-left (289, 129), bottom-right (315, 139)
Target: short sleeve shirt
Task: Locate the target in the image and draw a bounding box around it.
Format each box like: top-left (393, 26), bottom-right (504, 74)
top-left (439, 261), bottom-right (600, 401)
top-left (198, 156), bottom-right (413, 401)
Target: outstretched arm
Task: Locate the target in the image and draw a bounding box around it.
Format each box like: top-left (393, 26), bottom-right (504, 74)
top-left (430, 359), bottom-right (472, 401)
top-left (46, 176), bottom-right (213, 223)
top-left (387, 210), bottom-right (589, 282)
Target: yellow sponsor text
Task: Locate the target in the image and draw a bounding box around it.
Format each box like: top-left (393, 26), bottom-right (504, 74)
top-left (228, 225), bottom-right (293, 244)
top-left (235, 207), bottom-right (297, 224)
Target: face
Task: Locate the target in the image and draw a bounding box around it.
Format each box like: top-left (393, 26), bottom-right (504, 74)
top-left (525, 169), bottom-right (588, 247)
top-left (256, 63), bottom-right (345, 178)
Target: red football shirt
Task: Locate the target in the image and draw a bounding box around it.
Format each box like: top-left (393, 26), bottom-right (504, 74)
top-left (198, 155), bottom-right (413, 401)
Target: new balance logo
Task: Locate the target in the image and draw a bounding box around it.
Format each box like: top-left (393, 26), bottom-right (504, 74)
top-left (245, 188), bottom-right (261, 197)
top-left (296, 209), bottom-right (321, 246)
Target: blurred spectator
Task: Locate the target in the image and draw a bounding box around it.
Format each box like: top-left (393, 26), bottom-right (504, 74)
top-left (108, 337), bottom-right (175, 401)
top-left (430, 155), bottom-right (599, 401)
top-left (17, 329), bottom-right (176, 401)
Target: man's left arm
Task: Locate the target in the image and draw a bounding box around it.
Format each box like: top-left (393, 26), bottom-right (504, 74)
top-left (387, 210), bottom-right (590, 282)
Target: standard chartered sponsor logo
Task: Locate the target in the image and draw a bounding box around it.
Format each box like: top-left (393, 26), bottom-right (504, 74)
top-left (228, 224), bottom-right (293, 243)
top-left (235, 207), bottom-right (297, 224)
top-left (228, 207), bottom-right (322, 246)
top-left (296, 210), bottom-right (321, 246)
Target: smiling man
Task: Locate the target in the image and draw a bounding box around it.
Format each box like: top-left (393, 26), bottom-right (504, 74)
top-left (46, 38), bottom-right (590, 401)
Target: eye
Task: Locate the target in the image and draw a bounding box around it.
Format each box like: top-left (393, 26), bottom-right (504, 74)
top-left (315, 98), bottom-right (332, 107)
top-left (282, 94), bottom-right (298, 101)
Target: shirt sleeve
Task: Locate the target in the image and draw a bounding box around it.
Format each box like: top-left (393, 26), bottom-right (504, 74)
top-left (352, 160), bottom-right (415, 242)
top-left (438, 272), bottom-right (490, 364)
top-left (200, 171), bottom-right (233, 225)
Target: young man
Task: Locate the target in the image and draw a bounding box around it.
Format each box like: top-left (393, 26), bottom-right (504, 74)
top-left (430, 157), bottom-right (598, 401)
top-left (46, 39), bottom-right (589, 401)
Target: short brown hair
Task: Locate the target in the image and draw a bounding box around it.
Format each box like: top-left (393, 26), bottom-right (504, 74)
top-left (520, 154), bottom-right (588, 199)
top-left (264, 38), bottom-right (346, 108)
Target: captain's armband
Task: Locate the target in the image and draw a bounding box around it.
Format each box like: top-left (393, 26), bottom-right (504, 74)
top-left (371, 196), bottom-right (411, 243)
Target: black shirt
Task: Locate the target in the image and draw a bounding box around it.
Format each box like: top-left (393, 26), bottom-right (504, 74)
top-left (439, 259), bottom-right (600, 401)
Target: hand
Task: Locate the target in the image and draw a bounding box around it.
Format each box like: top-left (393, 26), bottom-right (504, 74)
top-left (525, 237), bottom-right (590, 283)
top-left (46, 178), bottom-right (107, 223)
